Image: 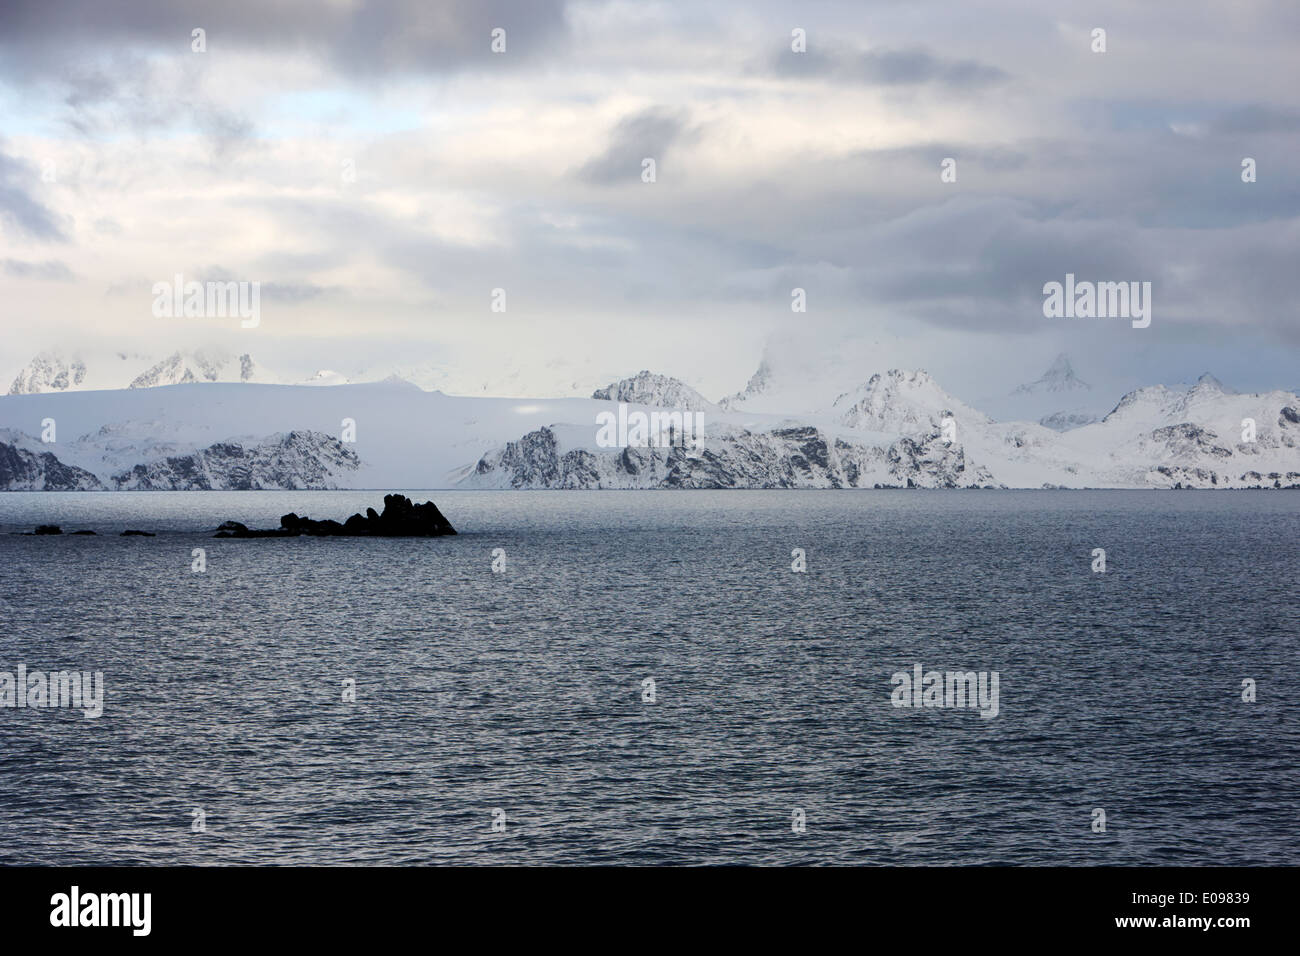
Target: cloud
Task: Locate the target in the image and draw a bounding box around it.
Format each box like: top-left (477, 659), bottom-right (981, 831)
top-left (575, 108), bottom-right (696, 185)
top-left (2, 257), bottom-right (74, 280)
top-left (0, 0), bottom-right (1297, 397)
top-left (0, 151), bottom-right (67, 241)
top-left (1211, 105), bottom-right (1300, 135)
top-left (0, 0), bottom-right (569, 80)
top-left (768, 44), bottom-right (1009, 89)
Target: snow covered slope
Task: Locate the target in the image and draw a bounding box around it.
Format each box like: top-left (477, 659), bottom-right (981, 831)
top-left (0, 380), bottom-right (623, 489)
top-left (0, 368), bottom-right (1295, 490)
top-left (471, 368), bottom-right (1300, 490)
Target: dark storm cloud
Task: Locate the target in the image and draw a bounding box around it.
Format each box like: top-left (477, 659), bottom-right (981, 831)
top-left (576, 108), bottom-right (695, 185)
top-left (767, 44), bottom-right (1009, 89)
top-left (0, 151), bottom-right (67, 241)
top-left (0, 0), bottom-right (569, 78)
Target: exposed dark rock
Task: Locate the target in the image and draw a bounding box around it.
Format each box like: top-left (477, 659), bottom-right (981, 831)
top-left (1, 443), bottom-right (103, 491)
top-left (110, 430), bottom-right (360, 490)
top-left (34, 524), bottom-right (61, 535)
top-left (471, 423), bottom-right (998, 489)
top-left (121, 530), bottom-right (156, 536)
top-left (1151, 423), bottom-right (1232, 458)
top-left (214, 494), bottom-right (456, 538)
top-left (70, 530), bottom-right (97, 535)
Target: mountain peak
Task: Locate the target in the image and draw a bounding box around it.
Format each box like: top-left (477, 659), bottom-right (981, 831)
top-left (1047, 352), bottom-right (1073, 375)
top-left (1193, 372), bottom-right (1231, 393)
top-left (1014, 353), bottom-right (1091, 395)
top-left (129, 349), bottom-right (247, 388)
top-left (8, 350), bottom-right (87, 394)
top-left (834, 367), bottom-right (982, 433)
top-left (592, 370), bottom-right (714, 411)
top-left (718, 356), bottom-right (775, 410)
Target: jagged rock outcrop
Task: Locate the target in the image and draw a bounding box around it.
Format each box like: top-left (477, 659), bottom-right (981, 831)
top-left (591, 371), bottom-right (715, 411)
top-left (7, 347), bottom-right (260, 394)
top-left (111, 431), bottom-right (359, 490)
top-left (1152, 466), bottom-right (1300, 489)
top-left (1039, 411), bottom-right (1097, 431)
top-left (0, 442), bottom-right (104, 490)
top-left (718, 357), bottom-right (774, 410)
top-left (467, 424), bottom-right (998, 490)
top-left (129, 349), bottom-right (236, 388)
top-left (8, 351), bottom-right (87, 394)
top-left (214, 494), bottom-right (456, 537)
top-left (1147, 423), bottom-right (1233, 459)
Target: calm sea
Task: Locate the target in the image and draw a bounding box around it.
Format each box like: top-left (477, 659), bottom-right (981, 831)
top-left (0, 490), bottom-right (1296, 865)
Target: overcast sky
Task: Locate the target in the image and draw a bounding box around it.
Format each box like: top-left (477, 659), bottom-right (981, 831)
top-left (1, 0), bottom-right (1298, 400)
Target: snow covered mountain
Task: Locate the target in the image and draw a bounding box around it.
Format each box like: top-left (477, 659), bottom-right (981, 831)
top-left (0, 429), bottom-right (356, 491)
top-left (1055, 374), bottom-right (1299, 487)
top-left (0, 439), bottom-right (103, 490)
top-left (111, 431), bottom-right (359, 490)
top-left (978, 353), bottom-right (1108, 431)
top-left (470, 368), bottom-right (1300, 490)
top-left (4, 346), bottom-right (619, 399)
top-left (8, 350), bottom-right (150, 394)
top-left (0, 366), bottom-right (1295, 491)
top-left (591, 371), bottom-right (716, 411)
top-left (127, 349), bottom-right (262, 388)
top-left (7, 348), bottom-right (267, 394)
top-left (467, 422), bottom-right (994, 489)
top-left (1015, 353), bottom-right (1092, 396)
top-left (832, 369), bottom-right (972, 435)
top-left (0, 380), bottom-right (616, 490)
top-left (718, 356), bottom-right (776, 411)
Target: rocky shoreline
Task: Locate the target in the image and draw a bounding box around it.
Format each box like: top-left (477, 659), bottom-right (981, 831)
top-left (10, 495), bottom-right (456, 538)
top-left (214, 494), bottom-right (456, 537)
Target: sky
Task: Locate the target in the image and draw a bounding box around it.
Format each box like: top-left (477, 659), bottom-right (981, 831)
top-left (1, 0), bottom-right (1298, 402)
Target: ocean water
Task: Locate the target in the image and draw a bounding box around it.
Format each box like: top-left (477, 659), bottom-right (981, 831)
top-left (0, 489), bottom-right (1296, 866)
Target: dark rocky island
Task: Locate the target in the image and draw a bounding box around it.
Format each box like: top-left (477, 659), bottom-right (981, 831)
top-left (214, 494), bottom-right (456, 538)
